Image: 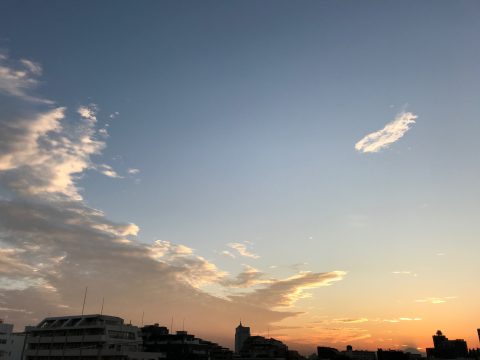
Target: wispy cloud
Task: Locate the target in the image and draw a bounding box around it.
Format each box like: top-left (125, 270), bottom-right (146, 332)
top-left (109, 111), bottom-right (120, 119)
top-left (221, 265), bottom-right (267, 288)
top-left (229, 271), bottom-right (346, 308)
top-left (289, 327), bottom-right (371, 345)
top-left (227, 242), bottom-right (259, 259)
top-left (127, 168), bottom-right (140, 175)
top-left (313, 316), bottom-right (421, 325)
top-left (0, 55), bottom-right (51, 103)
top-left (383, 317), bottom-right (422, 323)
top-left (415, 296), bottom-right (457, 304)
top-left (149, 240), bottom-right (226, 288)
top-left (98, 128), bottom-right (109, 138)
top-left (333, 318), bottom-right (369, 324)
top-left (355, 111), bottom-right (417, 153)
top-left (95, 164), bottom-right (122, 178)
top-left (392, 271), bottom-right (418, 277)
top-left (221, 250), bottom-right (235, 259)
top-left (19, 59), bottom-right (42, 76)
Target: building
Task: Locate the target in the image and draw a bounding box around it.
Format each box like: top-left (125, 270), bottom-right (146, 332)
top-left (239, 335), bottom-right (288, 359)
top-left (317, 346), bottom-right (375, 360)
top-left (0, 321), bottom-right (14, 360)
top-left (24, 314), bottom-right (165, 360)
top-left (344, 346), bottom-right (376, 360)
top-left (235, 322), bottom-right (250, 354)
top-left (141, 324), bottom-right (232, 360)
top-left (377, 349), bottom-right (424, 360)
top-left (426, 331), bottom-right (468, 359)
top-left (0, 320), bottom-right (26, 360)
top-left (377, 349), bottom-right (410, 360)
top-left (317, 346), bottom-right (341, 360)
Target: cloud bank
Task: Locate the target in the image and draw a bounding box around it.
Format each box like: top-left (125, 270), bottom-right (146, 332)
top-left (0, 54), bottom-right (345, 347)
top-left (355, 111), bottom-right (417, 153)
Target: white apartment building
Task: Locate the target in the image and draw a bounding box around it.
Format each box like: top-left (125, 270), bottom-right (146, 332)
top-left (24, 314), bottom-right (165, 360)
top-left (0, 320), bottom-right (25, 360)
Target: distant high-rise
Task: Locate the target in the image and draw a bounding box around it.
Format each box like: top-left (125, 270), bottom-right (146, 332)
top-left (234, 321), bottom-right (250, 354)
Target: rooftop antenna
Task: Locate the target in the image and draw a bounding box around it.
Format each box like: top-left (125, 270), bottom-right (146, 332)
top-left (182, 318), bottom-right (185, 331)
top-left (100, 297), bottom-right (104, 315)
top-left (81, 286), bottom-right (88, 315)
top-left (170, 316), bottom-right (174, 333)
top-left (141, 311), bottom-right (145, 327)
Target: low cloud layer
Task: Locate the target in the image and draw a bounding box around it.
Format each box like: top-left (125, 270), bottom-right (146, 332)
top-left (355, 111), bottom-right (417, 153)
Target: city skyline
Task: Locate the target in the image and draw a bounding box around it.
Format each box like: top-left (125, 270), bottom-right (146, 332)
top-left (1, 0), bottom-right (480, 355)
top-left (2, 314), bottom-right (480, 358)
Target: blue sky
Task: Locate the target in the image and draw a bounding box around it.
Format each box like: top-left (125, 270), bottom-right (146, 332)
top-left (1, 0), bottom-right (480, 353)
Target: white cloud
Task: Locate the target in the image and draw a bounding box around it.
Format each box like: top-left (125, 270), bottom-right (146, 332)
top-left (78, 104), bottom-right (97, 122)
top-left (355, 111), bottom-right (417, 153)
top-left (98, 128), bottom-right (109, 137)
top-left (109, 111), bottom-right (120, 119)
top-left (0, 56), bottom-right (50, 103)
top-left (415, 296), bottom-right (457, 304)
top-left (20, 59), bottom-right (42, 75)
top-left (221, 250), bottom-right (235, 259)
top-left (128, 168), bottom-right (140, 175)
top-left (149, 240), bottom-right (226, 288)
top-left (96, 164), bottom-right (122, 178)
top-left (392, 271), bottom-right (418, 277)
top-left (383, 317), bottom-right (422, 323)
top-left (227, 242), bottom-right (259, 259)
top-left (0, 83), bottom-right (123, 199)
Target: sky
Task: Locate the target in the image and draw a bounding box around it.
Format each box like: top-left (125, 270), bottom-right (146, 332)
top-left (0, 0), bottom-right (480, 355)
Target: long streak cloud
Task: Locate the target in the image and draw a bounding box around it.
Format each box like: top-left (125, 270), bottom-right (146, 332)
top-left (355, 111), bottom-right (417, 153)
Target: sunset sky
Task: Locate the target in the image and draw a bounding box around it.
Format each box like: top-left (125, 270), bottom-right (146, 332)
top-left (1, 0), bottom-right (480, 355)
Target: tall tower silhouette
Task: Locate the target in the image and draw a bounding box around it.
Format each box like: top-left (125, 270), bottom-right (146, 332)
top-left (235, 321), bottom-right (250, 354)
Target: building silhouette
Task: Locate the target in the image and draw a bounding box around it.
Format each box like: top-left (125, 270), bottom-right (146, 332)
top-left (317, 346), bottom-right (375, 360)
top-left (344, 345), bottom-right (376, 360)
top-left (141, 324), bottom-right (232, 360)
top-left (377, 349), bottom-right (411, 360)
top-left (426, 330), bottom-right (468, 359)
top-left (317, 346), bottom-right (342, 360)
top-left (240, 335), bottom-right (287, 358)
top-left (235, 321), bottom-right (250, 354)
